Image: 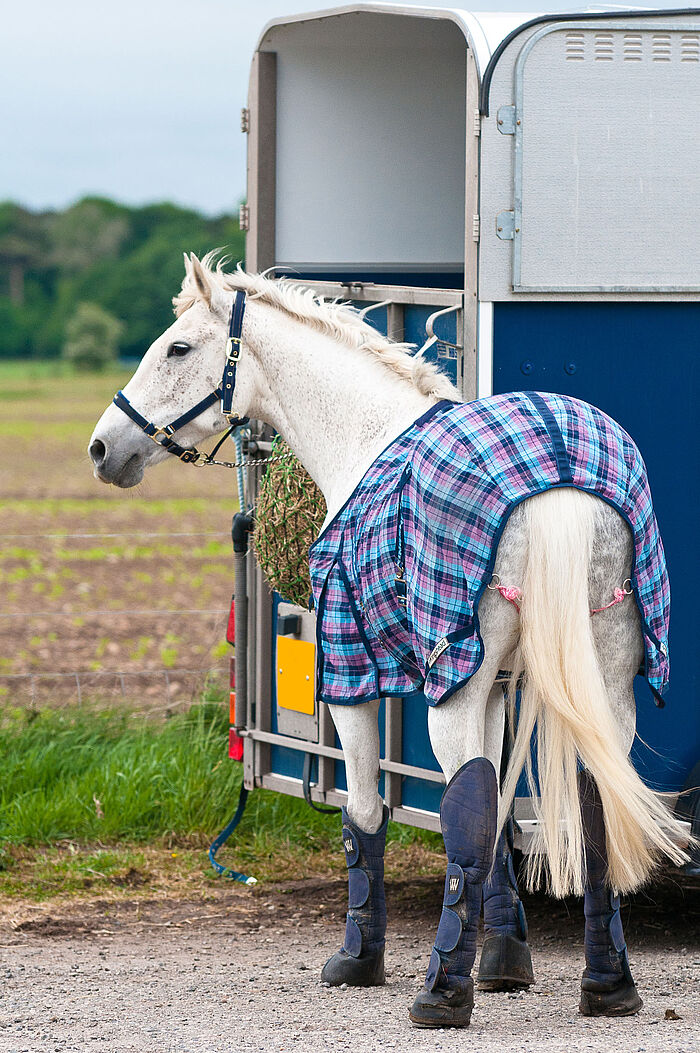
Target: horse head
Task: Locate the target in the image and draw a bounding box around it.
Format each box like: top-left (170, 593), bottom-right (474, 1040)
top-left (88, 253), bottom-right (248, 487)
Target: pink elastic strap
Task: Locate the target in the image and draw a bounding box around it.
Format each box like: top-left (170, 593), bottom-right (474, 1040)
top-left (589, 587), bottom-right (628, 615)
top-left (489, 576), bottom-right (631, 618)
top-left (496, 584), bottom-right (522, 611)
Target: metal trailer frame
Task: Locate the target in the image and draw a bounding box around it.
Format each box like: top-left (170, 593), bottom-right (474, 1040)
top-left (229, 4), bottom-right (700, 849)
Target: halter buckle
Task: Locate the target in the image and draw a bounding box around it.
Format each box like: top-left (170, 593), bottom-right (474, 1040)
top-left (150, 425), bottom-right (174, 446)
top-left (226, 336), bottom-right (241, 361)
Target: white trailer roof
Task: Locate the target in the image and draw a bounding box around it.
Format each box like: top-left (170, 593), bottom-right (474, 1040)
top-left (255, 4), bottom-right (539, 75)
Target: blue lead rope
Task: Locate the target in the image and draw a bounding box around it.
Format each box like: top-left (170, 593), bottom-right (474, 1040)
top-left (208, 783), bottom-right (257, 886)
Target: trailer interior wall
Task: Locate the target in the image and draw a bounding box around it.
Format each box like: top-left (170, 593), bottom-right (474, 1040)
top-left (259, 12), bottom-right (467, 273)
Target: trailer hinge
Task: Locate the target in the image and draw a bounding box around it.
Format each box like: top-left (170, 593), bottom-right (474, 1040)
top-left (472, 214), bottom-right (480, 242)
top-left (239, 203), bottom-right (250, 232)
top-left (240, 107), bottom-right (250, 133)
top-left (496, 210), bottom-right (516, 240)
top-left (473, 110), bottom-right (481, 137)
top-left (497, 105), bottom-right (518, 135)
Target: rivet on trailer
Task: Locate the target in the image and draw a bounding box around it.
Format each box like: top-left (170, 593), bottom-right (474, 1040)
top-left (227, 2), bottom-right (700, 873)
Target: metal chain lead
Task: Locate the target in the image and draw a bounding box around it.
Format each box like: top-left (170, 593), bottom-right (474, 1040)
top-left (190, 448), bottom-right (296, 470)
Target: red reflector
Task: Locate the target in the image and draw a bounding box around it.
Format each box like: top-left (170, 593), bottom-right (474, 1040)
top-left (229, 727), bottom-right (244, 761)
top-left (229, 690), bottom-right (236, 724)
top-left (229, 656), bottom-right (236, 690)
top-left (226, 595), bottom-right (235, 645)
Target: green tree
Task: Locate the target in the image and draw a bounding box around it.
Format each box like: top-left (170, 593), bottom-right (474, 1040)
top-left (62, 302), bottom-right (123, 372)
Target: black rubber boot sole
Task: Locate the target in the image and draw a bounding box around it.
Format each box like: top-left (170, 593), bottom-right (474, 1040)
top-left (477, 932), bottom-right (535, 991)
top-left (321, 947), bottom-right (385, 987)
top-left (409, 979), bottom-right (474, 1028)
top-left (579, 977), bottom-right (643, 1017)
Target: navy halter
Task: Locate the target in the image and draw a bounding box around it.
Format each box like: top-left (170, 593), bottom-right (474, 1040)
top-left (112, 290), bottom-right (249, 466)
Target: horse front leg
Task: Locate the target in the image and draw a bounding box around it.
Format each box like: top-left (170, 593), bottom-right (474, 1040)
top-left (322, 699), bottom-right (387, 987)
top-left (478, 685), bottom-right (535, 992)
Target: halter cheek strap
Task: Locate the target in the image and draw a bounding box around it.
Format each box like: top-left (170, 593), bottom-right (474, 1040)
top-left (112, 290), bottom-right (249, 466)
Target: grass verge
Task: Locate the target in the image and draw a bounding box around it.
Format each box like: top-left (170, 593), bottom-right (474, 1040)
top-left (0, 696), bottom-right (443, 902)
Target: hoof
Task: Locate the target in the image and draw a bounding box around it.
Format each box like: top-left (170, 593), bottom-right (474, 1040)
top-left (477, 932), bottom-right (535, 991)
top-left (579, 976), bottom-right (643, 1017)
top-left (409, 978), bottom-right (474, 1029)
top-left (321, 947), bottom-right (385, 987)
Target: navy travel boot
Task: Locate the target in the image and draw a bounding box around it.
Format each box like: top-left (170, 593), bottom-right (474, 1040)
top-left (410, 757), bottom-right (498, 1028)
top-left (478, 817), bottom-right (534, 991)
top-left (321, 805), bottom-right (388, 986)
top-left (578, 769), bottom-right (643, 1016)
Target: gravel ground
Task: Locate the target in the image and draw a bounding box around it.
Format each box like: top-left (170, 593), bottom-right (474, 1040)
top-left (0, 871), bottom-right (698, 1053)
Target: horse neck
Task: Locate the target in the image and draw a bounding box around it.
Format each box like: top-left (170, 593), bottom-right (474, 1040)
top-left (244, 301), bottom-right (436, 521)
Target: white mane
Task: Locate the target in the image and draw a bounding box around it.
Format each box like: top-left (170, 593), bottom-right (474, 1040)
top-left (174, 253), bottom-right (462, 403)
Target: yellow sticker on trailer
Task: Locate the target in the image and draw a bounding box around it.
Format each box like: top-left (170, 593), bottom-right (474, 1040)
top-left (276, 636), bottom-right (315, 715)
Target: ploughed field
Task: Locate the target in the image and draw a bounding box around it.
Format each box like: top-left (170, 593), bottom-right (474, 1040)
top-left (0, 364), bottom-right (238, 711)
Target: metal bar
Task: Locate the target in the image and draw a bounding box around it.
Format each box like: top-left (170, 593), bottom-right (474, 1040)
top-left (244, 547), bottom-right (257, 790)
top-left (385, 302), bottom-right (405, 342)
top-left (316, 695), bottom-right (336, 796)
top-left (254, 563), bottom-right (273, 787)
top-left (245, 51), bottom-right (277, 272)
top-left (463, 46), bottom-right (480, 399)
top-left (384, 698), bottom-right (403, 810)
top-left (240, 727), bottom-right (445, 783)
top-left (286, 281), bottom-right (463, 308)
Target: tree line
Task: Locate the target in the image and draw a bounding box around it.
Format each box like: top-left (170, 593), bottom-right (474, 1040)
top-left (0, 198), bottom-right (244, 363)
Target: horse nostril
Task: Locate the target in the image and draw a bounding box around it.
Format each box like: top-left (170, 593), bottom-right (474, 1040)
top-left (89, 439), bottom-right (107, 467)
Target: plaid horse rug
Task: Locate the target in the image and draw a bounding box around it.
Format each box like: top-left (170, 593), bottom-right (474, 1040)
top-left (308, 392), bottom-right (670, 708)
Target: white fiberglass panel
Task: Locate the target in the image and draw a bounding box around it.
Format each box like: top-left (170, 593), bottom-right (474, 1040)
top-left (266, 13), bottom-right (467, 271)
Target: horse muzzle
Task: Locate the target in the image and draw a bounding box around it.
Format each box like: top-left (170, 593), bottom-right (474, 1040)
top-left (88, 432), bottom-right (148, 488)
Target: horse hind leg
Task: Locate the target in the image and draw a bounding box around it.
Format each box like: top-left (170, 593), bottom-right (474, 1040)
top-left (478, 686), bottom-right (535, 992)
top-left (579, 513), bottom-right (644, 1016)
top-left (410, 592), bottom-right (517, 1028)
top-left (578, 769), bottom-right (643, 1016)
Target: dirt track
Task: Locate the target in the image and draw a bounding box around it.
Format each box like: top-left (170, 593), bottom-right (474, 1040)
top-left (0, 870), bottom-right (698, 1053)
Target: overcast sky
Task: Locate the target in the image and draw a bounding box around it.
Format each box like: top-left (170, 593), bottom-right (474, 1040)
top-left (1, 0), bottom-right (679, 215)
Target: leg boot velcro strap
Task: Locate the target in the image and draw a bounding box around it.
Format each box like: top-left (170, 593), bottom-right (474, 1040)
top-left (425, 948), bottom-right (444, 992)
top-left (435, 907), bottom-right (463, 954)
top-left (347, 866), bottom-right (370, 909)
top-left (344, 914), bottom-right (363, 958)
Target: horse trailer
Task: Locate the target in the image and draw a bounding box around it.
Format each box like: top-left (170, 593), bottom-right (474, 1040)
top-left (228, 4), bottom-right (700, 846)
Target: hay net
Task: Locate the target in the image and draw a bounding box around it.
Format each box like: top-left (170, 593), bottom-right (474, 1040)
top-left (253, 436), bottom-right (327, 610)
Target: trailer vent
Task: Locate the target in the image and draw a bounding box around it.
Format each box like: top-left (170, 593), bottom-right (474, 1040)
top-left (594, 32), bottom-right (615, 61)
top-left (681, 34), bottom-right (700, 61)
top-left (565, 31), bottom-right (585, 60)
top-left (623, 33), bottom-right (643, 61)
top-left (652, 34), bottom-right (672, 61)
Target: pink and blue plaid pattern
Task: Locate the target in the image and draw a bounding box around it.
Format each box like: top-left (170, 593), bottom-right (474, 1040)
top-left (309, 393), bottom-right (670, 708)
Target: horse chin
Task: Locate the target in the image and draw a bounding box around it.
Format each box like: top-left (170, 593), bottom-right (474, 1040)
top-left (94, 452), bottom-right (145, 489)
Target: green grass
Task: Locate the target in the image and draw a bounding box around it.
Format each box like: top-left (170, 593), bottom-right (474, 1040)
top-left (0, 697), bottom-right (442, 901)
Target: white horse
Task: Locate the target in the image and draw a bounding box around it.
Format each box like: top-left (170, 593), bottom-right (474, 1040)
top-left (89, 255), bottom-right (687, 1028)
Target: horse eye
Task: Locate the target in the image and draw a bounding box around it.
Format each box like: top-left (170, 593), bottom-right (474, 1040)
top-left (168, 341), bottom-right (191, 358)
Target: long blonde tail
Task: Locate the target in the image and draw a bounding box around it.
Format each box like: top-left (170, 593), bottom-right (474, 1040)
top-left (499, 489), bottom-right (687, 897)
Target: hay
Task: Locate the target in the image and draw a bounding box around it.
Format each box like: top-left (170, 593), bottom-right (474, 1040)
top-left (253, 437), bottom-right (327, 609)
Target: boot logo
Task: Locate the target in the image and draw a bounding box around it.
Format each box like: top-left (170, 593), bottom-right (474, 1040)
top-left (449, 875), bottom-right (460, 894)
top-left (344, 838), bottom-right (354, 854)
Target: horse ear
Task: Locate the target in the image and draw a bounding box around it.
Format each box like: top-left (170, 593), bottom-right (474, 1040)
top-left (189, 254), bottom-right (212, 306)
